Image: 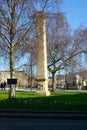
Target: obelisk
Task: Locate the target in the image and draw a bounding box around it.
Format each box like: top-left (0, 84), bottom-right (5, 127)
top-left (36, 11), bottom-right (50, 96)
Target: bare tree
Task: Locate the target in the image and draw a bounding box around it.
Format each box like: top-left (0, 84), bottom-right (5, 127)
top-left (72, 27), bottom-right (87, 72)
top-left (47, 22), bottom-right (87, 91)
top-left (46, 13), bottom-right (71, 91)
top-left (0, 0), bottom-right (39, 98)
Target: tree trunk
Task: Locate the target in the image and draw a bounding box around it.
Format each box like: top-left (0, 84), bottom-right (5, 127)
top-left (9, 2), bottom-right (16, 99)
top-left (9, 44), bottom-right (16, 98)
top-left (52, 72), bottom-right (56, 92)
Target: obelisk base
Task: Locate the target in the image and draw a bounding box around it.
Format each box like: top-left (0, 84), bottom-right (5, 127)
top-left (36, 90), bottom-right (50, 96)
top-left (36, 78), bottom-right (50, 96)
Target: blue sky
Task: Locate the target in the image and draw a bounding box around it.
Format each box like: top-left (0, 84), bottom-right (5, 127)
top-left (61, 0), bottom-right (87, 30)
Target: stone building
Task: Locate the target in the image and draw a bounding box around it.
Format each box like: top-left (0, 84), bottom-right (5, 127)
top-left (0, 71), bottom-right (29, 87)
top-left (48, 71), bottom-right (87, 90)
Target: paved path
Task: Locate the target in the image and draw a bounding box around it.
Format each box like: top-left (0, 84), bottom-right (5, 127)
top-left (0, 118), bottom-right (87, 130)
top-left (3, 87), bottom-right (87, 92)
top-left (0, 110), bottom-right (87, 120)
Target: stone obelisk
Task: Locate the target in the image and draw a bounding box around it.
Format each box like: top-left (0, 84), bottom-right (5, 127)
top-left (36, 11), bottom-right (50, 96)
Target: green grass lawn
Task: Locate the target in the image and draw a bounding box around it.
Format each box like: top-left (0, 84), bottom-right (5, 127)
top-left (0, 90), bottom-right (87, 111)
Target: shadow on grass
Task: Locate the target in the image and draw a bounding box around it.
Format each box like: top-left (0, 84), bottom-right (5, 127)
top-left (0, 91), bottom-right (87, 111)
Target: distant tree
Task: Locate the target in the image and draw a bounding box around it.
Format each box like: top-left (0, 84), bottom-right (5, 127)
top-left (71, 27), bottom-right (87, 72)
top-left (46, 13), bottom-right (72, 91)
top-left (47, 21), bottom-right (87, 91)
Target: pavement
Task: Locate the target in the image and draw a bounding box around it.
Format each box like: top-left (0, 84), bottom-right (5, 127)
top-left (0, 110), bottom-right (87, 120)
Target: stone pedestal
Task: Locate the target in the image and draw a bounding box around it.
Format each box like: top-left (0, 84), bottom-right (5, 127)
top-left (36, 11), bottom-right (50, 96)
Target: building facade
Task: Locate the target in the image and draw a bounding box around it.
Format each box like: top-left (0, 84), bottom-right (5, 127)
top-left (0, 71), bottom-right (29, 87)
top-left (48, 72), bottom-right (87, 90)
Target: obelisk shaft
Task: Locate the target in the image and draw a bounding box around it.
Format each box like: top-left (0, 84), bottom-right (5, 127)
top-left (36, 11), bottom-right (50, 95)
